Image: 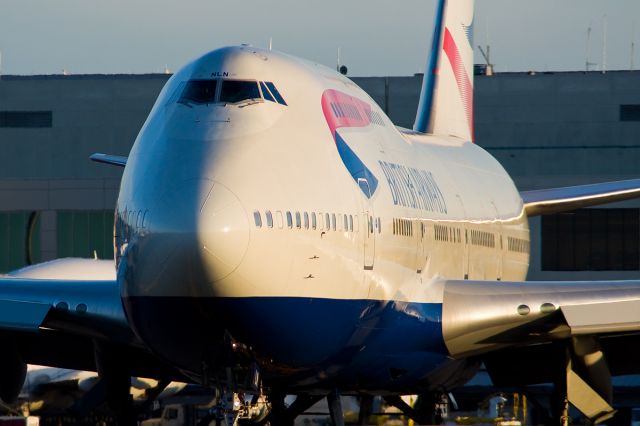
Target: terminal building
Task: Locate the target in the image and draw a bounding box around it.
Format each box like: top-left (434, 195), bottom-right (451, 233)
top-left (0, 70), bottom-right (639, 280)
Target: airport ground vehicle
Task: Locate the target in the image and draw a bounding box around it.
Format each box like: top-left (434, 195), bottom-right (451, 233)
top-left (141, 404), bottom-right (200, 426)
top-left (0, 417), bottom-right (39, 426)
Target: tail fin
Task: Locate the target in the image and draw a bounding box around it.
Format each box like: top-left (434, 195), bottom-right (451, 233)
top-left (413, 0), bottom-right (475, 141)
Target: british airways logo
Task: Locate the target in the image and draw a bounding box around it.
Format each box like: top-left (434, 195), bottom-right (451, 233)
top-left (321, 89), bottom-right (379, 199)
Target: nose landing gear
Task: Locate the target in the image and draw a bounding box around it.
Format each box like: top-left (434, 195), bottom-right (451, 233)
top-left (200, 361), bottom-right (270, 426)
top-left (201, 388), bottom-right (270, 426)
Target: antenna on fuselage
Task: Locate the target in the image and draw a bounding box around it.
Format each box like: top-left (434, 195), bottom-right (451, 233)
top-left (339, 65), bottom-right (348, 75)
top-left (336, 47), bottom-right (348, 75)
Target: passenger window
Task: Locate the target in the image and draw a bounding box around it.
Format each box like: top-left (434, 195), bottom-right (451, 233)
top-left (220, 80), bottom-right (261, 103)
top-left (311, 213), bottom-right (317, 230)
top-left (326, 213), bottom-right (331, 230)
top-left (331, 214), bottom-right (336, 231)
top-left (377, 217), bottom-right (381, 233)
top-left (265, 210), bottom-right (273, 228)
top-left (295, 212), bottom-right (301, 229)
top-left (179, 80), bottom-right (218, 104)
top-left (253, 211), bottom-right (262, 228)
top-left (265, 82), bottom-right (287, 105)
top-left (276, 211), bottom-right (284, 229)
top-left (286, 211), bottom-right (293, 228)
top-left (304, 212), bottom-right (309, 229)
top-left (349, 215), bottom-right (353, 231)
top-left (260, 81), bottom-right (275, 103)
top-left (343, 214), bottom-right (348, 231)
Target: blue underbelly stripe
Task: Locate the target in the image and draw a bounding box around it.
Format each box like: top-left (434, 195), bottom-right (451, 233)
top-left (124, 296), bottom-right (449, 390)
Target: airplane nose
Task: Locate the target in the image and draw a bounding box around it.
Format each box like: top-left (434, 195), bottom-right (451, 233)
top-left (197, 183), bottom-right (249, 283)
top-left (121, 179), bottom-right (249, 298)
top-left (121, 179), bottom-right (249, 372)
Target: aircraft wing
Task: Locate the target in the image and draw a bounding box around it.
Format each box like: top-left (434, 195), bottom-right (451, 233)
top-left (89, 153), bottom-right (127, 167)
top-left (0, 277), bottom-right (131, 341)
top-left (0, 259), bottom-right (132, 342)
top-left (0, 261), bottom-right (185, 401)
top-left (443, 279), bottom-right (640, 421)
top-left (521, 178), bottom-right (640, 216)
top-left (443, 279), bottom-right (640, 358)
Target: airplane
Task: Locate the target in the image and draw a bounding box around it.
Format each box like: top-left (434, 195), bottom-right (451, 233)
top-left (1, 0), bottom-right (640, 424)
top-left (16, 364), bottom-right (187, 415)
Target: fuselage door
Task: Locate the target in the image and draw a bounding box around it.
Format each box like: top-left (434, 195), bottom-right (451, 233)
top-left (490, 201), bottom-right (504, 281)
top-left (456, 194), bottom-right (469, 280)
top-left (358, 178), bottom-right (375, 270)
top-left (417, 221), bottom-right (427, 274)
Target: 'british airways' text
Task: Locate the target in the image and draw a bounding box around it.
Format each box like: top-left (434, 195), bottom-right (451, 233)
top-left (378, 161), bottom-right (447, 214)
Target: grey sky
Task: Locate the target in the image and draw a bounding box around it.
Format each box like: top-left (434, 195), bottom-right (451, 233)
top-left (1, 1), bottom-right (638, 76)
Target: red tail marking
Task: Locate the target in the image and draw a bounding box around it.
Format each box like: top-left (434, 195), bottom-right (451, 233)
top-left (442, 27), bottom-right (474, 141)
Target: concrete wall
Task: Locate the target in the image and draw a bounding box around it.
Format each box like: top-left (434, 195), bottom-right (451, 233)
top-left (0, 71), bottom-right (639, 278)
top-left (476, 72), bottom-right (640, 189)
top-left (0, 75), bottom-right (168, 263)
top-left (473, 72), bottom-right (640, 280)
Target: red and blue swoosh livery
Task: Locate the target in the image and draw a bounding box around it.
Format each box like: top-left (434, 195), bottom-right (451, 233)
top-left (321, 89), bottom-right (379, 198)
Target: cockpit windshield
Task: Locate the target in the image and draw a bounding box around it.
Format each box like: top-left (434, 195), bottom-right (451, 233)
top-left (176, 79), bottom-right (286, 107)
top-left (179, 80), bottom-right (218, 104)
top-left (220, 80), bottom-right (261, 103)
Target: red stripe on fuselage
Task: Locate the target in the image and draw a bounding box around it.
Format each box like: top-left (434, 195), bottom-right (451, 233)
top-left (442, 27), bottom-right (474, 141)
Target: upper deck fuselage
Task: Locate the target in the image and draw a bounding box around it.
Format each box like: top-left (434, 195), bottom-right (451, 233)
top-left (115, 46), bottom-right (529, 391)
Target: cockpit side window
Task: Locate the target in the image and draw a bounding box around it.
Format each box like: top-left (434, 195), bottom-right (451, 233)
top-left (265, 82), bottom-right (287, 106)
top-left (260, 82), bottom-right (276, 103)
top-left (179, 80), bottom-right (218, 105)
top-left (220, 80), bottom-right (261, 104)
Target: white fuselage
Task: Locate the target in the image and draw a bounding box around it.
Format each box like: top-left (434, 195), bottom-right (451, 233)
top-left (115, 46), bottom-right (530, 391)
